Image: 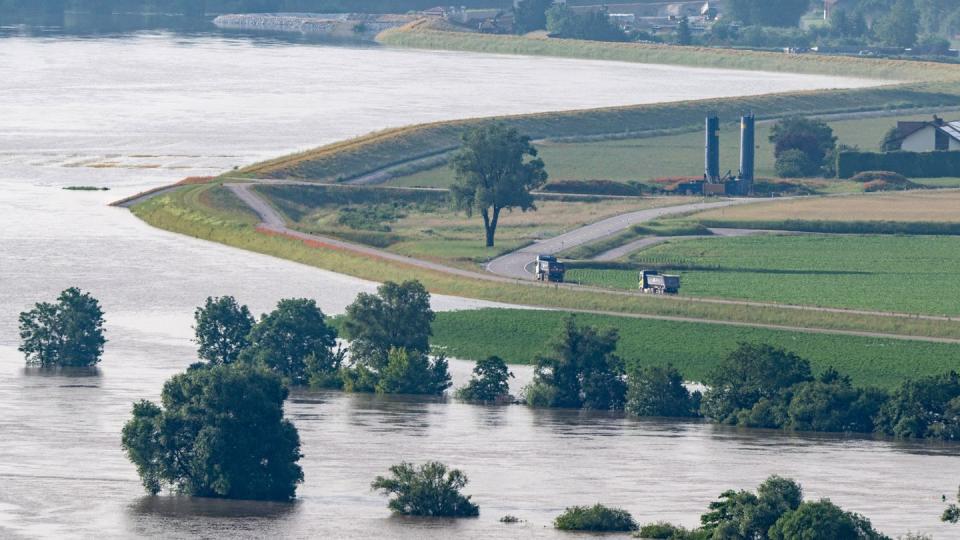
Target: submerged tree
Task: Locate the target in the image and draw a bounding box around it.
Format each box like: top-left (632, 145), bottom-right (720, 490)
top-left (18, 287), bottom-right (106, 367)
top-left (371, 461), bottom-right (479, 517)
top-left (626, 364), bottom-right (699, 418)
top-left (193, 295), bottom-right (254, 365)
top-left (121, 364), bottom-right (303, 501)
top-left (240, 298), bottom-right (340, 386)
top-left (526, 316), bottom-right (626, 410)
top-left (456, 356), bottom-right (514, 402)
top-left (450, 123), bottom-right (547, 247)
top-left (375, 347), bottom-right (451, 396)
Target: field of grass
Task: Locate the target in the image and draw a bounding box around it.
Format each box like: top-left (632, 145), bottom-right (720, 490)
top-left (693, 189), bottom-right (960, 223)
top-left (255, 183), bottom-right (691, 268)
top-left (131, 184), bottom-right (960, 339)
top-left (566, 234), bottom-right (960, 316)
top-left (392, 111), bottom-right (960, 189)
top-left (431, 309), bottom-right (960, 389)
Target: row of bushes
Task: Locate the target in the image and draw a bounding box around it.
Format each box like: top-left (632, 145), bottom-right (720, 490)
top-left (697, 218), bottom-right (960, 235)
top-left (838, 150), bottom-right (960, 178)
top-left (540, 179), bottom-right (643, 196)
top-left (523, 317), bottom-right (960, 441)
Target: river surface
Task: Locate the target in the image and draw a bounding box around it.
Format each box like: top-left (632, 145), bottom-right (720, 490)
top-left (0, 30), bottom-right (955, 538)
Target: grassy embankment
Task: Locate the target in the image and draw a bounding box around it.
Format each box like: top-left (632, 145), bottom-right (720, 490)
top-left (395, 111), bottom-right (960, 190)
top-left (132, 183), bottom-right (960, 341)
top-left (566, 234), bottom-right (960, 316)
top-left (255, 183), bottom-right (691, 269)
top-left (431, 309), bottom-right (960, 389)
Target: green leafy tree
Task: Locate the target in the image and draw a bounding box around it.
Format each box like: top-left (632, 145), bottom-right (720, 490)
top-left (456, 356), bottom-right (514, 402)
top-left (450, 123), bottom-right (547, 247)
top-left (728, 0), bottom-right (811, 27)
top-left (701, 343), bottom-right (813, 425)
top-left (193, 295), bottom-right (254, 365)
top-left (770, 500), bottom-right (888, 539)
top-left (676, 16), bottom-right (693, 45)
top-left (527, 317), bottom-right (626, 410)
top-left (701, 476), bottom-right (804, 538)
top-left (626, 364), bottom-right (698, 418)
top-left (342, 280), bottom-right (434, 371)
top-left (513, 0), bottom-right (553, 34)
top-left (18, 287), bottom-right (106, 367)
top-left (371, 461), bottom-right (479, 517)
top-left (121, 364), bottom-right (303, 501)
top-left (554, 504), bottom-right (637, 532)
top-left (241, 298), bottom-right (339, 385)
top-left (786, 371), bottom-right (887, 433)
top-left (545, 4), bottom-right (629, 41)
top-left (875, 371), bottom-right (960, 439)
top-left (775, 148), bottom-right (819, 177)
top-left (770, 116), bottom-right (837, 176)
top-left (375, 348), bottom-right (451, 396)
top-left (875, 0), bottom-right (920, 48)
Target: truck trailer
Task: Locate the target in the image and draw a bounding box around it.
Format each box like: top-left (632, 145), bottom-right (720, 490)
top-left (639, 270), bottom-right (680, 294)
top-left (536, 255), bottom-right (566, 283)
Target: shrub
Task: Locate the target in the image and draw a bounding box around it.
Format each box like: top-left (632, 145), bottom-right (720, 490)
top-left (371, 461), bottom-right (479, 517)
top-left (455, 356), bottom-right (514, 402)
top-left (374, 348), bottom-right (451, 396)
top-left (639, 521), bottom-right (692, 539)
top-left (769, 499), bottom-right (886, 539)
top-left (775, 149), bottom-right (819, 178)
top-left (554, 504), bottom-right (637, 532)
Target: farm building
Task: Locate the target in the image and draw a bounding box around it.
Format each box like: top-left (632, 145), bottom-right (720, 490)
top-left (891, 116), bottom-right (960, 152)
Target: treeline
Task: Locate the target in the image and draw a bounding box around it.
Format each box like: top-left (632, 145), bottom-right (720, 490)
top-left (523, 317), bottom-right (960, 442)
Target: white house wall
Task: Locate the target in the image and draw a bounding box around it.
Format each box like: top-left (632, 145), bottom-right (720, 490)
top-left (901, 126), bottom-right (937, 152)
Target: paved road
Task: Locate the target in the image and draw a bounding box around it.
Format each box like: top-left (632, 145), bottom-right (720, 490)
top-left (486, 199), bottom-right (755, 279)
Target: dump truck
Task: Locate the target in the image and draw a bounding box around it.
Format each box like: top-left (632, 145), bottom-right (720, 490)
top-left (536, 255), bottom-right (566, 283)
top-left (639, 270), bottom-right (680, 294)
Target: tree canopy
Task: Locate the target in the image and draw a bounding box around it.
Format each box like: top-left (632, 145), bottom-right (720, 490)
top-left (626, 364), bottom-right (699, 418)
top-left (545, 5), bottom-right (630, 42)
top-left (874, 0), bottom-right (920, 48)
top-left (371, 461), bottom-right (479, 517)
top-left (770, 116), bottom-right (837, 178)
top-left (513, 0), bottom-right (553, 34)
top-left (342, 280), bottom-right (434, 371)
top-left (450, 123), bottom-right (547, 247)
top-left (375, 347), bottom-right (451, 396)
top-left (240, 298), bottom-right (340, 385)
top-left (526, 317), bottom-right (626, 410)
top-left (875, 371), bottom-right (960, 439)
top-left (18, 287), bottom-right (106, 367)
top-left (121, 364), bottom-right (303, 501)
top-left (554, 504), bottom-right (638, 532)
top-left (456, 356), bottom-right (514, 402)
top-left (193, 295), bottom-right (254, 365)
top-left (769, 500), bottom-right (888, 540)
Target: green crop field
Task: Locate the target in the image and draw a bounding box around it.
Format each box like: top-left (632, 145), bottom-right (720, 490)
top-left (566, 234), bottom-right (960, 316)
top-left (392, 111), bottom-right (960, 189)
top-left (432, 309), bottom-right (960, 389)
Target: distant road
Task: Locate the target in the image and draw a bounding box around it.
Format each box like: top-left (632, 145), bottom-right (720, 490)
top-left (485, 199), bottom-right (754, 279)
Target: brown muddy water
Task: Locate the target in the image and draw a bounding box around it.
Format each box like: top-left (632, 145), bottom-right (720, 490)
top-left (0, 31), bottom-right (951, 538)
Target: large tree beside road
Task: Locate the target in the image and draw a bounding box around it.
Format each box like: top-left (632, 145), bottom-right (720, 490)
top-left (450, 123), bottom-right (547, 247)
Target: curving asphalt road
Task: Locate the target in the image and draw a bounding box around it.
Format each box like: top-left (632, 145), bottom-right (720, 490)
top-left (486, 199), bottom-right (756, 279)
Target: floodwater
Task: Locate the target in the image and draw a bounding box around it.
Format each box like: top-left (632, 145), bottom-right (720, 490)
top-left (0, 30), bottom-right (953, 538)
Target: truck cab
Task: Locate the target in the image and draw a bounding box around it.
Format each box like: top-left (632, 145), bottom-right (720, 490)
top-left (536, 255), bottom-right (566, 283)
top-left (639, 269), bottom-right (680, 294)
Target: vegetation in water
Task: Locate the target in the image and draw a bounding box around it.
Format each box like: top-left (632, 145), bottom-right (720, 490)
top-left (19, 287), bottom-right (106, 368)
top-left (644, 475), bottom-right (888, 540)
top-left (525, 316), bottom-right (626, 410)
top-left (455, 355), bottom-right (514, 403)
top-left (63, 185), bottom-right (109, 191)
top-left (239, 298), bottom-right (342, 386)
top-left (339, 280), bottom-right (450, 395)
top-left (121, 363), bottom-right (303, 501)
top-left (626, 364), bottom-right (700, 418)
top-left (371, 461), bottom-right (479, 517)
top-left (193, 295), bottom-right (254, 365)
top-left (553, 504), bottom-right (637, 532)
